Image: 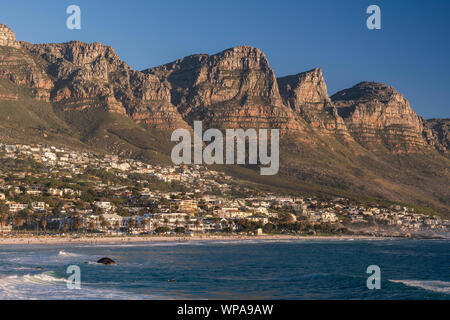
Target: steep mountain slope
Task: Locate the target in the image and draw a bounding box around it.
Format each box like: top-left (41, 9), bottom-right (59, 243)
top-left (0, 24), bottom-right (85, 148)
top-left (23, 41), bottom-right (188, 130)
top-left (331, 82), bottom-right (429, 152)
top-left (423, 118), bottom-right (449, 154)
top-left (143, 46), bottom-right (304, 136)
top-left (20, 40), bottom-right (188, 161)
top-left (277, 68), bottom-right (350, 137)
top-left (0, 22), bottom-right (449, 215)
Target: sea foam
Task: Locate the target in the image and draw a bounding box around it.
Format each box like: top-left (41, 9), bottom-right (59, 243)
top-left (390, 280), bottom-right (450, 294)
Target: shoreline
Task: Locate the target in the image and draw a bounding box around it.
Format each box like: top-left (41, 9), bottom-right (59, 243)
top-left (0, 234), bottom-right (397, 246)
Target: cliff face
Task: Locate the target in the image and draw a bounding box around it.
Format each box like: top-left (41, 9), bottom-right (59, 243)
top-left (1, 22), bottom-right (449, 214)
top-left (144, 46), bottom-right (304, 134)
top-left (0, 21), bottom-right (446, 153)
top-left (423, 118), bottom-right (449, 153)
top-left (5, 33), bottom-right (443, 151)
top-left (23, 41), bottom-right (187, 129)
top-left (0, 24), bottom-right (20, 48)
top-left (277, 68), bottom-right (349, 137)
top-left (0, 25), bottom-right (52, 101)
top-left (331, 82), bottom-right (429, 152)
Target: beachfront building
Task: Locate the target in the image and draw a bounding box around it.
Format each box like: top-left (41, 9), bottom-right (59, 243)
top-left (213, 208), bottom-right (252, 219)
top-left (7, 202), bottom-right (28, 213)
top-left (94, 201), bottom-right (113, 211)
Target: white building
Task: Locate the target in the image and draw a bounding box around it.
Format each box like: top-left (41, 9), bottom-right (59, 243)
top-left (8, 202), bottom-right (28, 212)
top-left (32, 202), bottom-right (46, 212)
top-left (94, 201), bottom-right (113, 211)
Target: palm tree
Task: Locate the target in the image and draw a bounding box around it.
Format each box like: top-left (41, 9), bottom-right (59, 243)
top-left (221, 219), bottom-right (228, 231)
top-left (0, 214), bottom-right (8, 234)
top-left (21, 209), bottom-right (32, 228)
top-left (132, 220), bottom-right (140, 233)
top-left (41, 218), bottom-right (47, 233)
top-left (194, 219), bottom-right (201, 233)
top-left (88, 221), bottom-right (96, 233)
top-left (14, 217), bottom-right (25, 233)
top-left (127, 218), bottom-right (135, 233)
top-left (73, 218), bottom-right (83, 232)
top-left (33, 214), bottom-right (41, 235)
top-left (101, 219), bottom-right (110, 232)
top-left (98, 215), bottom-right (106, 231)
top-left (143, 219), bottom-right (150, 231)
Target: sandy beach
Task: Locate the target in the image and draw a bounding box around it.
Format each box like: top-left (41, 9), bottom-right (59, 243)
top-left (0, 234), bottom-right (388, 245)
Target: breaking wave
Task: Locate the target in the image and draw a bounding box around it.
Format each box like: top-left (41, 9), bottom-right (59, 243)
top-left (57, 250), bottom-right (84, 257)
top-left (390, 280), bottom-right (450, 294)
top-left (0, 271), bottom-right (152, 300)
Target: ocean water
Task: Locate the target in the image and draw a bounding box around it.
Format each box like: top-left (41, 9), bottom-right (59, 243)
top-left (0, 239), bottom-right (449, 300)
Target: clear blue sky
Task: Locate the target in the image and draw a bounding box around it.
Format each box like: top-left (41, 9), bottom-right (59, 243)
top-left (1, 0), bottom-right (449, 118)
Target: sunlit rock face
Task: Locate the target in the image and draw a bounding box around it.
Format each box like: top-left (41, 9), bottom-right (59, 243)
top-left (278, 68), bottom-right (350, 137)
top-left (144, 46), bottom-right (306, 135)
top-left (0, 23), bottom-right (21, 48)
top-left (331, 82), bottom-right (429, 152)
top-left (423, 118), bottom-right (449, 153)
top-left (0, 21), bottom-right (445, 153)
top-left (0, 24), bottom-right (52, 101)
top-left (23, 40), bottom-right (188, 129)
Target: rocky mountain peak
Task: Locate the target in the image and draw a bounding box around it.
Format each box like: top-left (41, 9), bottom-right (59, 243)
top-left (277, 68), bottom-right (350, 136)
top-left (0, 24), bottom-right (449, 214)
top-left (332, 81), bottom-right (399, 104)
top-left (0, 24), bottom-right (51, 101)
top-left (20, 40), bottom-right (188, 129)
top-left (423, 118), bottom-right (449, 153)
top-left (331, 82), bottom-right (428, 151)
top-left (144, 46), bottom-right (303, 133)
top-left (24, 41), bottom-right (129, 83)
top-left (278, 68), bottom-right (330, 111)
top-left (213, 46), bottom-right (269, 69)
top-left (0, 23), bottom-right (21, 48)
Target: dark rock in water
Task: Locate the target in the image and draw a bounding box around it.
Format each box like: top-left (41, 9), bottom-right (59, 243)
top-left (97, 257), bottom-right (116, 265)
top-left (36, 267), bottom-right (43, 270)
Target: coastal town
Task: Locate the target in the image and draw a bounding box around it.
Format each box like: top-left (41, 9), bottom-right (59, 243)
top-left (0, 143), bottom-right (448, 239)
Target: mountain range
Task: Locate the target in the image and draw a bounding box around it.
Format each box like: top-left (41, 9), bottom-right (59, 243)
top-left (0, 23), bottom-right (449, 216)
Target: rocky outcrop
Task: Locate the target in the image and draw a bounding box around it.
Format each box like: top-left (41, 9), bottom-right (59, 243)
top-left (0, 22), bottom-right (449, 214)
top-left (125, 71), bottom-right (189, 129)
top-left (23, 41), bottom-right (188, 129)
top-left (0, 46), bottom-right (52, 101)
top-left (144, 46), bottom-right (304, 134)
top-left (331, 82), bottom-right (429, 152)
top-left (0, 24), bottom-right (21, 48)
top-left (0, 21), bottom-right (445, 153)
top-left (277, 68), bottom-right (349, 136)
top-left (423, 118), bottom-right (449, 153)
top-left (97, 257), bottom-right (116, 265)
top-left (23, 41), bottom-right (129, 110)
top-left (0, 25), bottom-right (52, 101)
